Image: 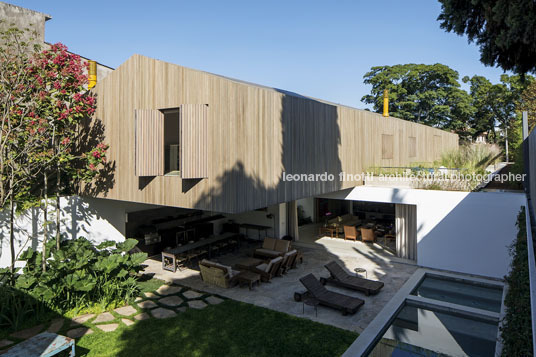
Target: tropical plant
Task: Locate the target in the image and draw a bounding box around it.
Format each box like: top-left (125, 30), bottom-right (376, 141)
top-left (13, 238), bottom-right (147, 312)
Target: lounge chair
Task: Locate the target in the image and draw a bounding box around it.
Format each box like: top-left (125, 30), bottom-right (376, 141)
top-left (199, 259), bottom-right (241, 288)
top-left (296, 274), bottom-right (364, 315)
top-left (278, 249), bottom-right (298, 275)
top-left (343, 225), bottom-right (359, 241)
top-left (360, 227), bottom-right (375, 243)
top-left (254, 238), bottom-right (291, 259)
top-left (236, 256), bottom-right (283, 282)
top-left (321, 261), bottom-right (384, 296)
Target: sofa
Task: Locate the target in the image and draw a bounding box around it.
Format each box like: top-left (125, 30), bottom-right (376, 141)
top-left (199, 259), bottom-right (240, 288)
top-left (254, 237), bottom-right (291, 259)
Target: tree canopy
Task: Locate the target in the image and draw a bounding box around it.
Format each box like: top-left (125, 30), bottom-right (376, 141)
top-left (437, 0), bottom-right (536, 74)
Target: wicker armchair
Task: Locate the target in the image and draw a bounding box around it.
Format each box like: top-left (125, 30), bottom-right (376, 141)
top-left (199, 260), bottom-right (240, 288)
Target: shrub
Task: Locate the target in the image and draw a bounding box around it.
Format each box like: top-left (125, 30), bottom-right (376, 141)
top-left (500, 208), bottom-right (533, 356)
top-left (14, 237), bottom-right (147, 312)
top-left (0, 283), bottom-right (52, 331)
top-left (439, 143), bottom-right (502, 173)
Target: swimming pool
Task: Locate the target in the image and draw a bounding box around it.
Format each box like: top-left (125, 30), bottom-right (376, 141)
top-left (342, 269), bottom-right (505, 357)
top-left (411, 275), bottom-right (503, 313)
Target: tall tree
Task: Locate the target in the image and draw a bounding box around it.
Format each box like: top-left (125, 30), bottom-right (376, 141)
top-left (437, 0), bottom-right (536, 75)
top-left (361, 63), bottom-right (473, 136)
top-left (519, 80), bottom-right (536, 130)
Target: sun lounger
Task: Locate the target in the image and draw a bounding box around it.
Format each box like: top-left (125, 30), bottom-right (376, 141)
top-left (297, 274), bottom-right (364, 315)
top-left (322, 261), bottom-right (384, 296)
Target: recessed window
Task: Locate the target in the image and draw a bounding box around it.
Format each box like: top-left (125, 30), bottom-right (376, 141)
top-left (163, 108), bottom-right (180, 176)
top-left (382, 134), bottom-right (394, 159)
top-left (408, 136), bottom-right (416, 158)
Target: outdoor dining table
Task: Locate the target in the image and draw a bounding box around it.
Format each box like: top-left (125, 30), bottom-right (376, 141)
top-left (161, 232), bottom-right (235, 272)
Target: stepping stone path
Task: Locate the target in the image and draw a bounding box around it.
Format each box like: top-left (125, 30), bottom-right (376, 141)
top-left (156, 285), bottom-right (182, 296)
top-left (114, 305), bottom-right (137, 316)
top-left (67, 327), bottom-right (93, 338)
top-left (47, 318), bottom-right (64, 333)
top-left (71, 313), bottom-right (95, 326)
top-left (159, 295), bottom-right (183, 307)
top-left (93, 312), bottom-right (114, 323)
top-left (122, 319), bottom-right (134, 326)
top-left (133, 313), bottom-right (150, 321)
top-left (188, 300), bottom-right (208, 309)
top-left (138, 300), bottom-right (158, 309)
top-left (151, 307), bottom-right (177, 319)
top-left (206, 296), bottom-right (224, 305)
top-left (10, 324), bottom-right (44, 339)
top-left (2, 284), bottom-right (228, 352)
top-left (95, 323), bottom-right (119, 332)
top-left (183, 290), bottom-right (203, 299)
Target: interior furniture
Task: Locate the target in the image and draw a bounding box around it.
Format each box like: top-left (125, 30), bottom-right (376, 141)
top-left (302, 295), bottom-right (319, 317)
top-left (254, 237), bottom-right (291, 259)
top-left (236, 256), bottom-right (283, 282)
top-left (321, 261), bottom-right (384, 296)
top-left (236, 270), bottom-right (261, 290)
top-left (233, 257), bottom-right (264, 269)
top-left (343, 225), bottom-right (359, 241)
top-left (360, 228), bottom-right (376, 243)
top-left (239, 223), bottom-right (271, 240)
top-left (296, 274), bottom-right (364, 315)
top-left (199, 259), bottom-right (240, 288)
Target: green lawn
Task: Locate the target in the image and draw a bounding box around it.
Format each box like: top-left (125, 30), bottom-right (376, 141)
top-left (75, 300), bottom-right (357, 357)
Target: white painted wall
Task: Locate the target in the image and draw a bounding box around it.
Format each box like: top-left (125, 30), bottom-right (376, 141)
top-left (0, 196), bottom-right (159, 268)
top-left (320, 187), bottom-right (525, 279)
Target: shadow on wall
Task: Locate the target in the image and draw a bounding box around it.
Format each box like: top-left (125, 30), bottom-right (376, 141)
top-left (193, 91), bottom-right (343, 214)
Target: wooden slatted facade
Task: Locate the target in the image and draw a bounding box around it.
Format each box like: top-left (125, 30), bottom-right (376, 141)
top-left (88, 55), bottom-right (459, 213)
top-left (135, 109), bottom-right (164, 176)
top-left (180, 104), bottom-right (209, 179)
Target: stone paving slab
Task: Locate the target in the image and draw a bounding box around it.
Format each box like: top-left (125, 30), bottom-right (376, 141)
top-left (138, 300), bottom-right (158, 309)
top-left (156, 285), bottom-right (182, 296)
top-left (67, 327), bottom-right (93, 338)
top-left (93, 312), bottom-right (115, 323)
top-left (187, 300), bottom-right (207, 309)
top-left (114, 305), bottom-right (137, 316)
top-left (158, 296), bottom-right (183, 307)
top-left (206, 296), bottom-right (224, 305)
top-left (95, 323), bottom-right (119, 332)
top-left (71, 313), bottom-right (95, 326)
top-left (122, 318), bottom-right (135, 326)
top-left (183, 290), bottom-right (203, 300)
top-left (9, 324), bottom-right (44, 339)
top-left (133, 313), bottom-right (150, 321)
top-left (151, 308), bottom-right (177, 319)
top-left (135, 297), bottom-right (143, 302)
top-left (47, 318), bottom-right (64, 333)
top-left (144, 292), bottom-right (157, 299)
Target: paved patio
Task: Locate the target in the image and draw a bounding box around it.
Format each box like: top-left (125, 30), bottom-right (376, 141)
top-left (143, 235), bottom-right (417, 333)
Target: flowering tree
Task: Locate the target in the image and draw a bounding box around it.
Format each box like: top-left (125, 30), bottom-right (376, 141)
top-left (0, 26), bottom-right (109, 272)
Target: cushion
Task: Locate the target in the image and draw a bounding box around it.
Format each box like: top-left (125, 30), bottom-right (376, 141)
top-left (201, 259), bottom-right (232, 276)
top-left (256, 263), bottom-right (269, 272)
top-left (255, 248), bottom-right (280, 257)
top-left (284, 249), bottom-right (297, 257)
top-left (262, 237), bottom-right (277, 250)
top-left (274, 239), bottom-right (290, 253)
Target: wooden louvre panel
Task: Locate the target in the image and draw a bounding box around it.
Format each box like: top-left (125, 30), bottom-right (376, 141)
top-left (180, 104), bottom-right (208, 179)
top-left (434, 135), bottom-right (442, 159)
top-left (382, 134), bottom-right (394, 159)
top-left (408, 136), bottom-right (417, 158)
top-left (135, 109), bottom-right (164, 176)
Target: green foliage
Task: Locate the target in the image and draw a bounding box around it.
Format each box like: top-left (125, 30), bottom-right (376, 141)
top-left (13, 238), bottom-right (147, 312)
top-left (437, 0), bottom-right (536, 74)
top-left (439, 143), bottom-right (501, 173)
top-left (361, 63), bottom-right (472, 131)
top-left (75, 300), bottom-right (358, 357)
top-left (500, 208), bottom-right (533, 356)
top-left (0, 283), bottom-right (52, 332)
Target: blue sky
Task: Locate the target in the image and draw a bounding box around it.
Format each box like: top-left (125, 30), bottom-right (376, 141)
top-left (10, 0), bottom-right (509, 109)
